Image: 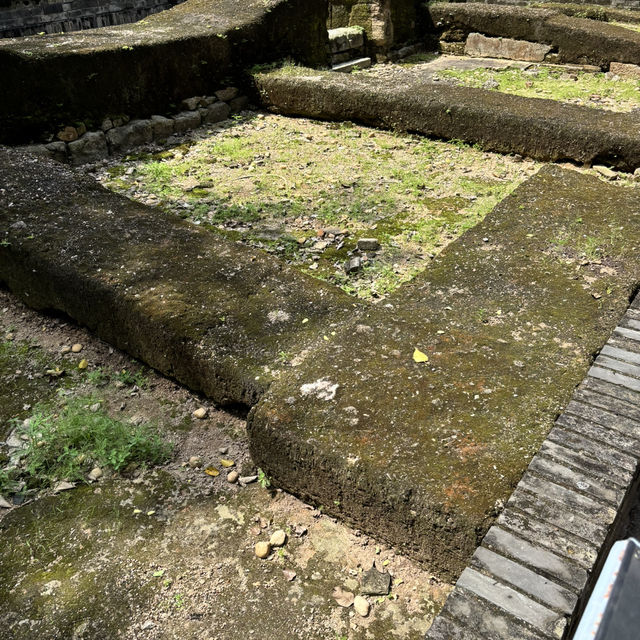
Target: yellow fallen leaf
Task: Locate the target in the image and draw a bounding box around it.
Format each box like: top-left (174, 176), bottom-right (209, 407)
top-left (205, 467), bottom-right (219, 477)
top-left (147, 510), bottom-right (156, 516)
top-left (412, 348), bottom-right (428, 363)
top-left (220, 459), bottom-right (235, 468)
top-left (78, 359), bottom-right (88, 370)
top-left (133, 508), bottom-right (142, 514)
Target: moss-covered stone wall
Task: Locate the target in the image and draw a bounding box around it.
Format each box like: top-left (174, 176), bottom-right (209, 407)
top-left (0, 0), bottom-right (328, 144)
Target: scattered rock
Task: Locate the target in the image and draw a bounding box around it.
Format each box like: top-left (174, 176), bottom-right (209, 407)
top-left (239, 475), bottom-right (258, 485)
top-left (594, 165), bottom-right (617, 180)
top-left (71, 343), bottom-right (83, 353)
top-left (353, 595), bottom-right (370, 617)
top-left (345, 257), bottom-right (362, 273)
top-left (332, 586), bottom-right (355, 607)
top-left (361, 564), bottom-right (391, 595)
top-left (300, 378), bottom-right (339, 401)
top-left (57, 126), bottom-right (80, 142)
top-left (88, 467), bottom-right (103, 481)
top-left (215, 87), bottom-right (239, 102)
top-left (141, 621), bottom-right (155, 630)
top-left (270, 529), bottom-right (287, 547)
top-left (89, 403), bottom-right (101, 412)
top-left (357, 238), bottom-right (380, 252)
top-left (193, 407), bottom-right (208, 419)
top-left (53, 481), bottom-right (76, 494)
top-left (0, 495), bottom-right (11, 509)
top-left (227, 470), bottom-right (239, 483)
top-left (283, 569), bottom-right (296, 581)
top-left (188, 456), bottom-right (204, 469)
top-left (255, 541), bottom-right (271, 559)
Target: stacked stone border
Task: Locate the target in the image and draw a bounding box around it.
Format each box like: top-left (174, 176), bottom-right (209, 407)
top-left (26, 88), bottom-right (249, 165)
top-left (426, 293), bottom-right (640, 639)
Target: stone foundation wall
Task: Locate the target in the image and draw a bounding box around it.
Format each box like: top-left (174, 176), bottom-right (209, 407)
top-left (0, 0), bottom-right (182, 38)
top-left (328, 0), bottom-right (421, 53)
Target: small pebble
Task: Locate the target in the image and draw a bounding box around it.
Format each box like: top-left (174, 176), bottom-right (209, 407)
top-left (0, 495), bottom-right (11, 509)
top-left (71, 343), bottom-right (83, 353)
top-left (239, 475), bottom-right (258, 485)
top-left (89, 403), bottom-right (101, 413)
top-left (60, 346), bottom-right (71, 354)
top-left (5, 332), bottom-right (14, 341)
top-left (255, 541), bottom-right (271, 559)
top-left (227, 470), bottom-right (239, 483)
top-left (88, 467), bottom-right (103, 481)
top-left (219, 446), bottom-right (228, 455)
top-left (193, 407), bottom-right (208, 419)
top-left (354, 595), bottom-right (370, 617)
top-left (188, 456), bottom-right (203, 469)
top-left (270, 529), bottom-right (287, 547)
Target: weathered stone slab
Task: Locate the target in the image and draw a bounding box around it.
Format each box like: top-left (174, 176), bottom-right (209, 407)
top-left (255, 67), bottom-right (640, 170)
top-left (546, 427), bottom-right (637, 472)
top-left (427, 2), bottom-right (640, 68)
top-left (589, 365), bottom-right (640, 392)
top-left (328, 26), bottom-right (365, 54)
top-left (482, 526), bottom-right (587, 591)
top-left (248, 166), bottom-right (640, 578)
top-left (610, 61), bottom-right (640, 79)
top-left (539, 439), bottom-right (632, 489)
top-left (471, 547), bottom-right (577, 613)
top-left (563, 401), bottom-right (640, 443)
top-left (465, 32), bottom-right (552, 61)
top-left (434, 589), bottom-right (550, 640)
top-left (595, 353), bottom-right (640, 379)
top-left (576, 380), bottom-right (640, 420)
top-left (68, 131), bottom-right (108, 165)
top-left (600, 344), bottom-right (640, 366)
top-left (528, 454), bottom-right (623, 505)
top-left (497, 509), bottom-right (598, 569)
top-left (509, 488), bottom-right (607, 544)
top-left (457, 568), bottom-right (565, 637)
top-left (0, 148), bottom-right (352, 408)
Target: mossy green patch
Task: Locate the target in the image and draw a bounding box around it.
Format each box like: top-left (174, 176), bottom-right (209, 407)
top-left (249, 165), bottom-right (640, 579)
top-left (436, 65), bottom-right (640, 113)
top-left (98, 114), bottom-right (537, 300)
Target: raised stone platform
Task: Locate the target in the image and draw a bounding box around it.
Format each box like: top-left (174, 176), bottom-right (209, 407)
top-left (427, 296), bottom-right (640, 639)
top-left (254, 66), bottom-right (640, 170)
top-left (0, 148), bottom-right (353, 407)
top-left (2, 148), bottom-right (640, 584)
top-left (0, 0), bottom-right (328, 144)
top-left (426, 2), bottom-right (640, 68)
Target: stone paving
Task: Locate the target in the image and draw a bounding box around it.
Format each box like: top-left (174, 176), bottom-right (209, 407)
top-left (427, 295), bottom-right (640, 639)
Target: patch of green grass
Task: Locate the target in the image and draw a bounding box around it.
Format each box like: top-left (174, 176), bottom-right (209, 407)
top-left (115, 368), bottom-right (148, 388)
top-left (436, 66), bottom-right (640, 112)
top-left (12, 397), bottom-right (172, 489)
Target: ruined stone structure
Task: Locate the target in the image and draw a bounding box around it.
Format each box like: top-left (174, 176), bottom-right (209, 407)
top-left (0, 0), bottom-right (182, 38)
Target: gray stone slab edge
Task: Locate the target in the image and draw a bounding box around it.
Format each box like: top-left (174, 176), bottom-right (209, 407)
top-left (425, 293), bottom-right (640, 639)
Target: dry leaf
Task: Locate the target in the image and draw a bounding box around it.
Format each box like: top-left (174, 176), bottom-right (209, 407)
top-left (78, 359), bottom-right (88, 370)
top-left (332, 586), bottom-right (355, 608)
top-left (220, 459), bottom-right (235, 468)
top-left (412, 348), bottom-right (428, 363)
top-left (205, 467), bottom-right (220, 477)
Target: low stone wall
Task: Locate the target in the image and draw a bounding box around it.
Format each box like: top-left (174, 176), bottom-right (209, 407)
top-left (25, 88), bottom-right (248, 165)
top-left (0, 0), bottom-right (182, 38)
top-left (426, 2), bottom-right (640, 67)
top-left (0, 0), bottom-right (328, 145)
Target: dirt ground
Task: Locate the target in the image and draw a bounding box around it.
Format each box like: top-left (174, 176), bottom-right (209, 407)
top-left (0, 288), bottom-right (451, 640)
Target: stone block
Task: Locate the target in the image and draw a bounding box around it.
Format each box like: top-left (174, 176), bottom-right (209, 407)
top-left (471, 546), bottom-right (578, 613)
top-left (482, 526), bottom-right (587, 591)
top-left (215, 87), bottom-right (239, 102)
top-left (331, 56), bottom-right (372, 72)
top-left (328, 26), bottom-right (365, 54)
top-left (172, 110), bottom-right (201, 134)
top-left (229, 96), bottom-right (249, 113)
top-left (150, 115), bottom-right (174, 140)
top-left (68, 131), bottom-right (108, 165)
top-left (465, 33), bottom-right (552, 62)
top-left (457, 568), bottom-right (566, 637)
top-left (106, 119), bottom-right (153, 152)
top-left (45, 141), bottom-right (68, 163)
top-left (200, 102), bottom-right (231, 125)
top-left (559, 409), bottom-right (640, 454)
top-left (610, 61), bottom-right (640, 79)
top-left (497, 509), bottom-right (597, 569)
